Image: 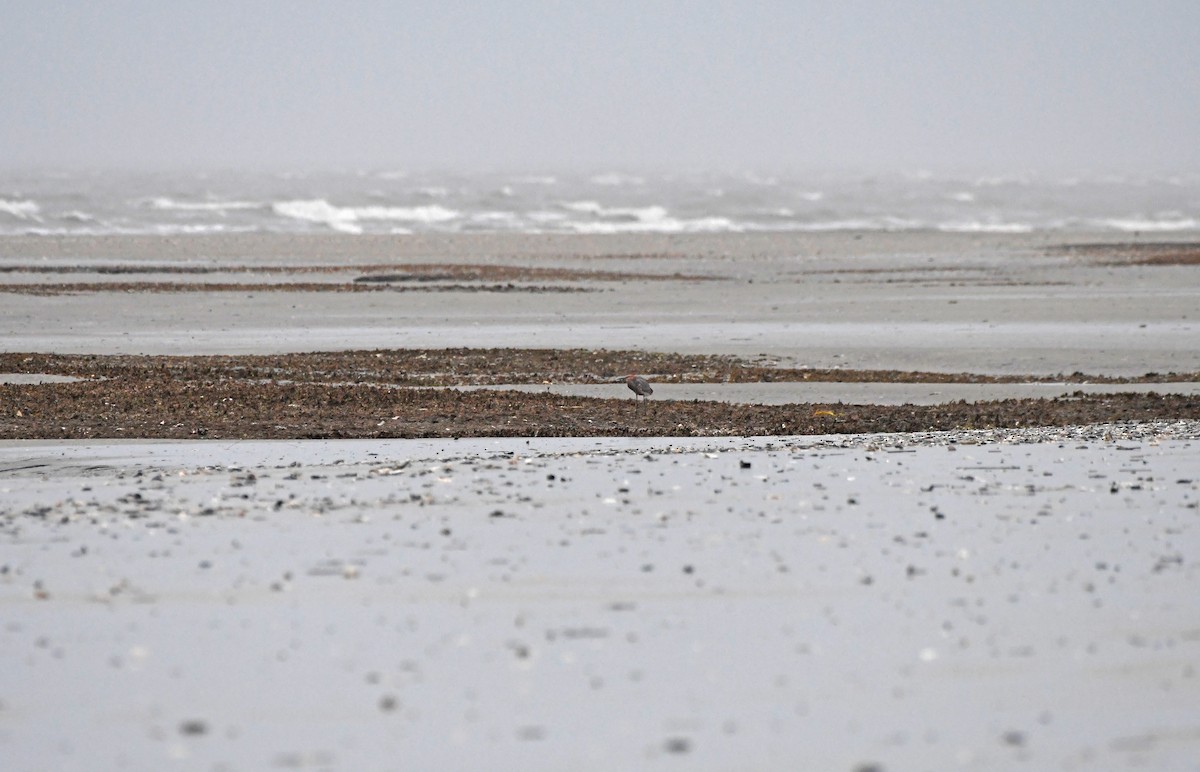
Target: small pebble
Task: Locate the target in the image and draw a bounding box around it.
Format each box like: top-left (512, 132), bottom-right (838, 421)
top-left (664, 737), bottom-right (692, 754)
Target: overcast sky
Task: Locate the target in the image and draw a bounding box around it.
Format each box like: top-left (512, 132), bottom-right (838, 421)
top-left (3, 1), bottom-right (1198, 173)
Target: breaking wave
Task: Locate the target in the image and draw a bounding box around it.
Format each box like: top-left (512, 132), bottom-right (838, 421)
top-left (147, 197), bottom-right (261, 212)
top-left (1091, 216), bottom-right (1200, 232)
top-left (2, 170), bottom-right (1197, 235)
top-left (0, 198), bottom-right (41, 220)
top-left (271, 199), bottom-right (460, 234)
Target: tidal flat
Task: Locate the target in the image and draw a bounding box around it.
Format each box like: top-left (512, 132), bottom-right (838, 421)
top-left (2, 232), bottom-right (1199, 770)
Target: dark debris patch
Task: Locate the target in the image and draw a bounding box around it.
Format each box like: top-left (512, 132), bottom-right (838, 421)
top-left (1, 366), bottom-right (1198, 440)
top-left (0, 281), bottom-right (596, 296)
top-left (0, 261), bottom-right (716, 294)
top-left (1053, 242), bottom-right (1200, 266)
top-left (0, 261), bottom-right (711, 281)
top-left (2, 348), bottom-right (1195, 386)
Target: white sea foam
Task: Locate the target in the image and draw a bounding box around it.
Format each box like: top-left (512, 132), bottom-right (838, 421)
top-left (9, 224), bottom-right (255, 237)
top-left (561, 201), bottom-right (669, 222)
top-left (354, 204), bottom-right (459, 222)
top-left (937, 221), bottom-right (1034, 234)
top-left (3, 170), bottom-right (1198, 236)
top-left (560, 200), bottom-right (603, 215)
top-left (0, 198), bottom-right (41, 220)
top-left (271, 199), bottom-right (460, 234)
top-left (569, 215), bottom-right (739, 234)
top-left (271, 200), bottom-right (361, 233)
top-left (1096, 216), bottom-right (1200, 232)
top-left (469, 212), bottom-right (521, 227)
top-left (147, 197), bottom-right (260, 212)
top-left (796, 216), bottom-right (926, 232)
top-left (793, 219), bottom-right (882, 232)
top-left (147, 224), bottom-right (255, 235)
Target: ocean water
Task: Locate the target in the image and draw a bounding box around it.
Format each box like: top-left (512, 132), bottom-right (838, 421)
top-left (1, 169), bottom-right (1198, 236)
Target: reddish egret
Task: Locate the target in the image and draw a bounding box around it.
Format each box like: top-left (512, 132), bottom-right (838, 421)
top-left (624, 374), bottom-right (653, 402)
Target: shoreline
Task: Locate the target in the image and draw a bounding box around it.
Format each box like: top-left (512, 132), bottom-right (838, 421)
top-left (1, 229), bottom-right (1198, 258)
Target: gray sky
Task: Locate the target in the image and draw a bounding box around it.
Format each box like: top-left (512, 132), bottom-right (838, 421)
top-left (3, 1), bottom-right (1198, 172)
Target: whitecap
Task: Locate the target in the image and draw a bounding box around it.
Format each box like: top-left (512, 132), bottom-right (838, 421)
top-left (473, 211), bottom-right (518, 221)
top-left (561, 201), bottom-right (669, 222)
top-left (0, 198), bottom-right (41, 220)
top-left (271, 199), bottom-right (460, 233)
top-left (147, 197), bottom-right (260, 212)
top-left (686, 216), bottom-right (741, 232)
top-left (794, 216), bottom-right (925, 232)
top-left (272, 199), bottom-right (363, 233)
top-left (1096, 216), bottom-right (1200, 232)
top-left (793, 219), bottom-right (882, 232)
top-left (568, 215), bottom-right (739, 234)
top-left (353, 204), bottom-right (459, 223)
top-left (937, 221), bottom-right (1034, 234)
top-left (606, 204), bottom-right (669, 222)
top-left (149, 224), bottom-right (253, 235)
top-left (9, 223), bottom-right (256, 236)
top-left (561, 200), bottom-right (603, 215)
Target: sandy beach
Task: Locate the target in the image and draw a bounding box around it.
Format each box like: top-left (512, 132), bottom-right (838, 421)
top-left (2, 231), bottom-right (1199, 770)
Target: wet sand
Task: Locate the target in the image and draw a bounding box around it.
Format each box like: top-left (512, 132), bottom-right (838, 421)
top-left (2, 232), bottom-right (1199, 770)
top-left (3, 428), bottom-right (1199, 769)
top-left (1, 232), bottom-right (1197, 376)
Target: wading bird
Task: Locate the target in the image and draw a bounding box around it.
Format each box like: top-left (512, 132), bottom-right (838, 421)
top-left (624, 374), bottom-right (653, 402)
